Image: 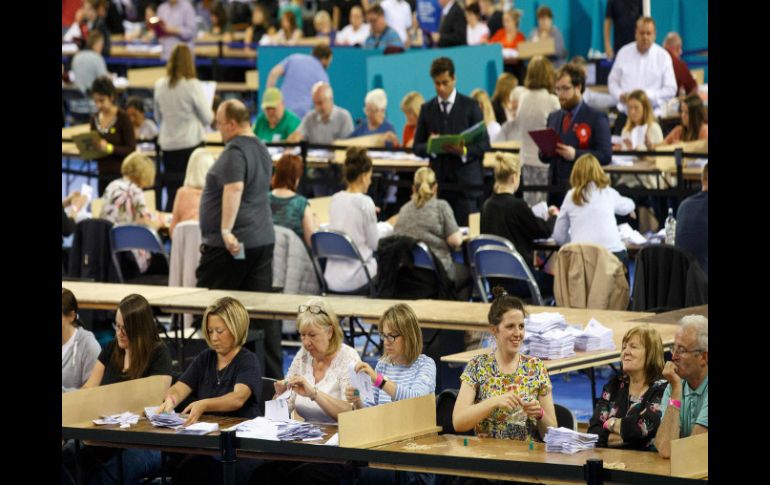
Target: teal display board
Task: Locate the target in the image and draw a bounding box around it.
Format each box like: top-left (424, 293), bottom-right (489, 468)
top-left (256, 46), bottom-right (379, 123)
top-left (365, 45), bottom-right (504, 137)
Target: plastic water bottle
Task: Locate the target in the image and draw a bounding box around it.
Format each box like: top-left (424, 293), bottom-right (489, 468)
top-left (664, 208), bottom-right (676, 245)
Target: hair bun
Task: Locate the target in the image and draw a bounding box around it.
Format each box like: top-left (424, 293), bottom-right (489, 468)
top-left (491, 286), bottom-right (508, 299)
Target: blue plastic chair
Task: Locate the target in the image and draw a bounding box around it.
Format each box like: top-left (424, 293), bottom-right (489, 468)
top-left (411, 241), bottom-right (437, 271)
top-left (110, 224), bottom-right (169, 283)
top-left (310, 230), bottom-right (373, 296)
top-left (474, 244), bottom-right (544, 305)
top-left (466, 234), bottom-right (516, 300)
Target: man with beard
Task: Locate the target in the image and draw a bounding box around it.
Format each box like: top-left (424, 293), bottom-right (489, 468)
top-left (539, 63), bottom-right (612, 207)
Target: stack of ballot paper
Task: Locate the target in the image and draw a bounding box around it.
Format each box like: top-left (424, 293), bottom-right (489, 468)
top-left (574, 319), bottom-right (615, 352)
top-left (177, 422), bottom-right (219, 435)
top-left (367, 151), bottom-right (427, 161)
top-left (527, 328), bottom-right (576, 359)
top-left (526, 312), bottom-right (567, 334)
top-left (144, 406), bottom-right (186, 428)
top-left (93, 412), bottom-right (140, 428)
top-left (544, 427), bottom-right (599, 454)
top-left (228, 417), bottom-right (326, 442)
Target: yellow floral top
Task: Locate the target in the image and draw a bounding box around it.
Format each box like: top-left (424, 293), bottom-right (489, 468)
top-left (460, 352), bottom-right (552, 440)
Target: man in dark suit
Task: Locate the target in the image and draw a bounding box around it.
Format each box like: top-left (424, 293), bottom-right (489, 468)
top-left (431, 0), bottom-right (467, 47)
top-left (540, 63), bottom-right (612, 207)
top-left (413, 57), bottom-right (490, 226)
top-left (675, 163), bottom-right (708, 276)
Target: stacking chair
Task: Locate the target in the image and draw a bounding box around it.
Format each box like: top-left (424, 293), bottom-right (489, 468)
top-left (473, 244), bottom-right (544, 305)
top-left (110, 224), bottom-right (169, 285)
top-left (466, 234), bottom-right (516, 300)
top-left (554, 403), bottom-right (578, 432)
top-left (411, 241), bottom-right (437, 271)
top-left (310, 230), bottom-right (378, 354)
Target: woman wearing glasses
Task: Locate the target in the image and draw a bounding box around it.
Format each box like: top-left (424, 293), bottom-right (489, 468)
top-left (588, 325), bottom-right (667, 450)
top-left (74, 294), bottom-right (171, 485)
top-left (82, 294), bottom-right (172, 388)
top-left (273, 298), bottom-right (360, 423)
top-left (158, 297), bottom-right (263, 484)
top-left (453, 287), bottom-right (557, 440)
top-left (345, 303), bottom-right (436, 409)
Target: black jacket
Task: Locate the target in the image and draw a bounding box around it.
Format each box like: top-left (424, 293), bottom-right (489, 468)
top-left (68, 218), bottom-right (119, 282)
top-left (374, 235), bottom-right (456, 300)
top-left (631, 245), bottom-right (708, 312)
top-left (438, 2), bottom-right (467, 47)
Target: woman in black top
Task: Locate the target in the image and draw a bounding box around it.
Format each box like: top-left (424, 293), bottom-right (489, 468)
top-left (159, 296), bottom-right (263, 484)
top-left (75, 293), bottom-right (172, 485)
top-left (588, 325), bottom-right (668, 450)
top-left (480, 152), bottom-right (558, 298)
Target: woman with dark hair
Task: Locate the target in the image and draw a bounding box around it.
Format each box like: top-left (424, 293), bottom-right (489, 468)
top-left (453, 287), bottom-right (557, 440)
top-left (325, 147), bottom-right (379, 293)
top-left (61, 288), bottom-right (101, 392)
top-left (588, 325), bottom-right (667, 450)
top-left (154, 43), bottom-right (214, 211)
top-left (270, 154), bottom-right (317, 247)
top-left (89, 75), bottom-right (137, 195)
top-left (662, 93), bottom-right (708, 144)
top-left (77, 293), bottom-right (172, 484)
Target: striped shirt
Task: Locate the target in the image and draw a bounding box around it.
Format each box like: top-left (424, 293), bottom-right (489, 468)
top-left (365, 354), bottom-right (436, 406)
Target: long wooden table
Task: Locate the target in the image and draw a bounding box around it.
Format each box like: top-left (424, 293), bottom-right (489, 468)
top-left (628, 305), bottom-right (708, 325)
top-left (61, 282), bottom-right (208, 310)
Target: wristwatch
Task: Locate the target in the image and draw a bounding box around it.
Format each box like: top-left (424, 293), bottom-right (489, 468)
top-left (378, 376), bottom-right (388, 389)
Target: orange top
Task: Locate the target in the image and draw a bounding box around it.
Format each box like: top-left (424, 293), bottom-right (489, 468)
top-left (488, 30), bottom-right (525, 49)
top-left (663, 124), bottom-right (708, 145)
top-left (402, 123), bottom-right (416, 147)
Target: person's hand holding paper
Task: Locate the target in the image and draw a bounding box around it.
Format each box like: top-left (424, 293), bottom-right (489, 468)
top-left (554, 143), bottom-right (576, 161)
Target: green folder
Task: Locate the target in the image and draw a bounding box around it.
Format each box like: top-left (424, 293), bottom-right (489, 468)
top-left (427, 121), bottom-right (487, 155)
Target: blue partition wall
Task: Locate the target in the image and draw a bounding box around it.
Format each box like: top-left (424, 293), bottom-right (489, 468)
top-left (366, 45), bottom-right (504, 136)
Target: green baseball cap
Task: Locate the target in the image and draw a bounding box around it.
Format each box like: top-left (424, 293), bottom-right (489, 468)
top-left (261, 87), bottom-right (283, 109)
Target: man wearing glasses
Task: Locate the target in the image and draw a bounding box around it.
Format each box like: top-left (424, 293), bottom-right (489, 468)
top-left (656, 315), bottom-right (708, 458)
top-left (540, 63), bottom-right (612, 207)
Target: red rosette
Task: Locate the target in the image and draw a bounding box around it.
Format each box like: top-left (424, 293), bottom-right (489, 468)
top-left (574, 123), bottom-right (591, 149)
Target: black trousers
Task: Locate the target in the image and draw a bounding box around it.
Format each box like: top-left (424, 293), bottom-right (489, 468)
top-left (196, 243), bottom-right (284, 379)
top-left (160, 145), bottom-right (199, 212)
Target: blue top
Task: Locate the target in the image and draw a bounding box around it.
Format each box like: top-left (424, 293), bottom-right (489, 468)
top-left (675, 190), bottom-right (708, 275)
top-left (279, 54), bottom-right (330, 119)
top-left (349, 119), bottom-right (396, 138)
top-left (660, 375), bottom-right (708, 438)
top-left (364, 26), bottom-right (404, 50)
top-left (364, 354), bottom-right (436, 406)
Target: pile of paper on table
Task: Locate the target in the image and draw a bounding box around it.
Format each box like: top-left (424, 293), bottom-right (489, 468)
top-left (544, 427), bottom-right (599, 454)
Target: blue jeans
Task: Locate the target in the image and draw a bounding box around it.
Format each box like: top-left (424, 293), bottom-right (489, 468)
top-left (88, 448), bottom-right (162, 485)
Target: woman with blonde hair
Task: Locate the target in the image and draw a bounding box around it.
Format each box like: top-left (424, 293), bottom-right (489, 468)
top-left (154, 43), bottom-right (214, 211)
top-left (399, 91), bottom-right (425, 147)
top-left (169, 147), bottom-right (216, 238)
top-left (345, 303), bottom-right (436, 484)
top-left (488, 9), bottom-right (525, 50)
top-left (481, 152), bottom-right (558, 299)
top-left (552, 154), bottom-right (636, 263)
top-left (470, 89), bottom-right (502, 141)
top-left (394, 166), bottom-right (466, 287)
top-left (588, 325), bottom-right (667, 450)
top-left (617, 90), bottom-right (663, 150)
top-left (491, 72), bottom-right (519, 123)
top-left (517, 55), bottom-right (561, 205)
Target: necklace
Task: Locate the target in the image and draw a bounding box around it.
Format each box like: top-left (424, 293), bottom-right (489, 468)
top-left (216, 357), bottom-right (233, 385)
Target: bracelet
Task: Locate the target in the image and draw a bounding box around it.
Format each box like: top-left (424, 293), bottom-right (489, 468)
top-left (310, 386), bottom-right (318, 401)
top-left (536, 407), bottom-right (544, 420)
top-left (374, 373), bottom-right (384, 388)
top-left (668, 398), bottom-right (681, 410)
top-left (378, 376), bottom-right (388, 390)
top-left (221, 228), bottom-right (232, 236)
top-left (107, 143), bottom-right (114, 154)
top-left (166, 395), bottom-right (176, 407)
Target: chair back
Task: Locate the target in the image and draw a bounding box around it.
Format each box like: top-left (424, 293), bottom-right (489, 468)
top-left (474, 244), bottom-right (544, 305)
top-left (310, 229), bottom-right (373, 294)
top-left (411, 241), bottom-right (436, 271)
top-left (467, 234), bottom-right (515, 267)
top-left (110, 224), bottom-right (168, 282)
top-left (260, 377), bottom-right (279, 416)
top-left (435, 389), bottom-right (473, 435)
top-left (554, 403), bottom-right (577, 431)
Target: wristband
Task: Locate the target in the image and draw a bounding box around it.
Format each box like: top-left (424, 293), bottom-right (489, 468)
top-left (536, 407), bottom-right (544, 420)
top-left (668, 399), bottom-right (681, 410)
top-left (603, 419), bottom-right (611, 431)
top-left (107, 143), bottom-right (114, 154)
top-left (374, 373), bottom-right (384, 388)
top-left (310, 386), bottom-right (318, 401)
top-left (378, 376), bottom-right (388, 390)
top-left (166, 395), bottom-right (176, 407)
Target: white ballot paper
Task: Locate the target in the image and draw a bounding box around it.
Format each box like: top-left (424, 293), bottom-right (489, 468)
top-left (265, 398), bottom-right (291, 421)
top-left (349, 363), bottom-right (374, 403)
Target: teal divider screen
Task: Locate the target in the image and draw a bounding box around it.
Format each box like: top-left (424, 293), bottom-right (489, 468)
top-left (365, 45), bottom-right (503, 137)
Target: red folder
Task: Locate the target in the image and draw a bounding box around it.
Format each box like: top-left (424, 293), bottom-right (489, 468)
top-left (148, 17), bottom-right (169, 38)
top-left (528, 128), bottom-right (562, 158)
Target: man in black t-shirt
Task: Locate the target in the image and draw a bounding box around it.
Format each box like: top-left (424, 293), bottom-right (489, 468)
top-left (604, 0), bottom-right (643, 59)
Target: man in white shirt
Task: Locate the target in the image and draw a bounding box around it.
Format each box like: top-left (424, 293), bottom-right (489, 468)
top-left (380, 0), bottom-right (413, 44)
top-left (607, 17), bottom-right (677, 117)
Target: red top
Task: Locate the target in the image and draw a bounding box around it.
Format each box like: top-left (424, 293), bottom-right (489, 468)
top-left (488, 30), bottom-right (525, 49)
top-left (62, 0), bottom-right (83, 27)
top-left (402, 123), bottom-right (416, 147)
top-left (668, 50), bottom-right (698, 95)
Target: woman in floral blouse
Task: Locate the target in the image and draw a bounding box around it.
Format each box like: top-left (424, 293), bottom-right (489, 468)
top-left (588, 325), bottom-right (667, 450)
top-left (453, 287), bottom-right (557, 440)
